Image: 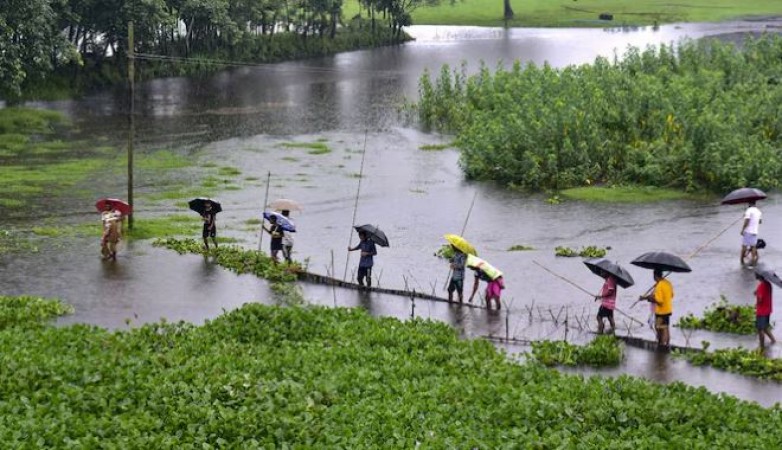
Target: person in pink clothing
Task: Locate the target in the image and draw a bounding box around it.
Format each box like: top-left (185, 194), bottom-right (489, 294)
top-left (595, 270), bottom-right (617, 334)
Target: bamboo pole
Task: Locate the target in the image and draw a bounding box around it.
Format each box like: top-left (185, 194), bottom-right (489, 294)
top-left (257, 171), bottom-right (271, 252)
top-left (443, 190), bottom-right (479, 290)
top-left (343, 131), bottom-right (369, 281)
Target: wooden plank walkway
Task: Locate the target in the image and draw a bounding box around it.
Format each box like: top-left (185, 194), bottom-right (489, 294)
top-left (481, 333), bottom-right (704, 354)
top-left (296, 270), bottom-right (488, 309)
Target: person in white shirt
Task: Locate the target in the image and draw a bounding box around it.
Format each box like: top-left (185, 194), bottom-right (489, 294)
top-left (740, 201), bottom-right (762, 266)
top-left (280, 210), bottom-right (295, 264)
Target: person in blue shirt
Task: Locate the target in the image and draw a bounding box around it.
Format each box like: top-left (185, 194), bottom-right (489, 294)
top-left (348, 231), bottom-right (377, 288)
top-left (448, 246), bottom-right (467, 303)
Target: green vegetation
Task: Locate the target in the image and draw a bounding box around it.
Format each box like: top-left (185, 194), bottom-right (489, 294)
top-left (561, 186), bottom-right (698, 203)
top-left (0, 230), bottom-right (40, 255)
top-left (677, 297), bottom-right (761, 335)
top-left (2, 302), bottom-right (782, 446)
top-left (127, 216), bottom-right (205, 240)
top-left (282, 142), bottom-right (331, 155)
top-left (218, 166), bottom-right (242, 177)
top-left (153, 237), bottom-right (299, 282)
top-left (414, 36), bottom-right (782, 193)
top-left (681, 347), bottom-right (782, 382)
top-left (507, 244), bottom-right (534, 251)
top-left (419, 143), bottom-right (450, 151)
top-left (530, 336), bottom-right (623, 367)
top-left (555, 245), bottom-right (608, 258)
top-left (402, 0), bottom-right (782, 27)
top-left (0, 295), bottom-right (73, 328)
top-left (5, 0), bottom-right (413, 102)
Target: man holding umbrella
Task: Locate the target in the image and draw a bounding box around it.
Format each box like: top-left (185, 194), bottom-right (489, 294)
top-left (639, 270), bottom-right (674, 347)
top-left (583, 258), bottom-right (634, 335)
top-left (348, 231), bottom-right (377, 288)
top-left (740, 200), bottom-right (762, 267)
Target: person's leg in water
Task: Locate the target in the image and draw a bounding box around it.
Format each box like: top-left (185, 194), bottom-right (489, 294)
top-left (283, 245), bottom-right (292, 263)
top-left (365, 267), bottom-right (372, 288)
top-left (597, 311), bottom-right (605, 334)
top-left (607, 312), bottom-right (616, 334)
top-left (356, 266), bottom-right (366, 287)
top-left (202, 225), bottom-right (210, 251)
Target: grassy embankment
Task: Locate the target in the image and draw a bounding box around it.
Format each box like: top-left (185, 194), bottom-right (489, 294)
top-left (343, 0), bottom-right (782, 27)
top-left (0, 295), bottom-right (781, 446)
top-left (0, 107), bottom-right (251, 252)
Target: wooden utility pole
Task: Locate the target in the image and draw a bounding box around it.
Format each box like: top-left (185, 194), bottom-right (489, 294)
top-left (127, 21), bottom-right (135, 230)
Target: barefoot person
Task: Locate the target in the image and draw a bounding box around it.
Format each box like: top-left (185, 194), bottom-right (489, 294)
top-left (595, 270), bottom-right (617, 334)
top-left (740, 200), bottom-right (762, 267)
top-left (447, 245), bottom-right (466, 303)
top-left (280, 210), bottom-right (294, 264)
top-left (264, 215), bottom-right (284, 263)
top-left (639, 270), bottom-right (673, 348)
top-left (467, 255), bottom-right (504, 310)
top-left (101, 208), bottom-right (122, 260)
top-left (348, 231), bottom-right (376, 288)
top-left (754, 268), bottom-right (777, 349)
top-left (201, 201), bottom-right (218, 251)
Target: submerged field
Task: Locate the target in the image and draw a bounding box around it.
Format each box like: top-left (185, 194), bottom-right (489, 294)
top-left (1, 296), bottom-right (781, 446)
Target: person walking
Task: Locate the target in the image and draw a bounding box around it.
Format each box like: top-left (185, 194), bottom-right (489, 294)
top-left (466, 255), bottom-right (504, 310)
top-left (201, 201), bottom-right (218, 251)
top-left (595, 270), bottom-right (617, 334)
top-left (640, 270), bottom-right (673, 348)
top-left (348, 231), bottom-right (377, 288)
top-left (754, 269), bottom-right (777, 349)
top-left (740, 200), bottom-right (762, 267)
top-left (280, 210), bottom-right (294, 264)
top-left (264, 214), bottom-right (284, 263)
top-left (100, 208), bottom-right (122, 260)
top-left (447, 246), bottom-right (467, 303)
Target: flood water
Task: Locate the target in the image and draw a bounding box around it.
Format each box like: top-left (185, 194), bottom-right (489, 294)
top-left (6, 20), bottom-right (782, 406)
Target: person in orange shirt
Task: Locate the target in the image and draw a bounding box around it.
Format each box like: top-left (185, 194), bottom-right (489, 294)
top-left (639, 270), bottom-right (673, 347)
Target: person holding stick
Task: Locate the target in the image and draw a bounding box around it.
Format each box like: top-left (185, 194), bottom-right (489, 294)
top-left (263, 215), bottom-right (284, 263)
top-left (447, 245), bottom-right (467, 303)
top-left (639, 270), bottom-right (673, 348)
top-left (348, 231), bottom-right (376, 288)
top-left (595, 270), bottom-right (617, 334)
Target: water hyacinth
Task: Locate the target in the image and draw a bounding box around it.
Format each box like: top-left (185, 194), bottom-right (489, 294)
top-left (414, 36), bottom-right (782, 192)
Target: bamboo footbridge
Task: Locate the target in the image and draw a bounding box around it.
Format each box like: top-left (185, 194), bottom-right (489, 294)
top-left (295, 270), bottom-right (488, 310)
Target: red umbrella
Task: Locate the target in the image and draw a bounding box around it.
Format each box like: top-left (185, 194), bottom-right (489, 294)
top-left (95, 198), bottom-right (132, 216)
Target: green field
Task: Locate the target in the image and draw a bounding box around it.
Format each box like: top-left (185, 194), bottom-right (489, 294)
top-left (345, 0), bottom-right (782, 27)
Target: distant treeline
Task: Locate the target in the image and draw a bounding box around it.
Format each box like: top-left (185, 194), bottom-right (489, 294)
top-left (2, 0), bottom-right (429, 101)
top-left (413, 35), bottom-right (782, 193)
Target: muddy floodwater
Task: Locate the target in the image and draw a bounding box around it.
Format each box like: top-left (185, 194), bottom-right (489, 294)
top-left (6, 20), bottom-right (782, 406)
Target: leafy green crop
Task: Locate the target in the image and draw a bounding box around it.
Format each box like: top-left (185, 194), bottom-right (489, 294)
top-left (555, 245), bottom-right (608, 258)
top-left (0, 295), bottom-right (73, 328)
top-left (153, 237), bottom-right (299, 282)
top-left (2, 303), bottom-right (781, 446)
top-left (677, 296), bottom-right (761, 335)
top-left (413, 36), bottom-right (782, 193)
top-left (681, 347), bottom-right (782, 382)
top-left (531, 335), bottom-right (623, 367)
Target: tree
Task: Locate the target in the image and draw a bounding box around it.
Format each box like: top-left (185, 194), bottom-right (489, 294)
top-left (0, 0), bottom-right (77, 101)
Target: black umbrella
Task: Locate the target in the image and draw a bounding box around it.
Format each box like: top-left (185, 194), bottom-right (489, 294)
top-left (188, 198), bottom-right (222, 215)
top-left (354, 224), bottom-right (389, 247)
top-left (721, 187), bottom-right (767, 205)
top-left (583, 258), bottom-right (635, 289)
top-left (631, 251), bottom-right (691, 273)
top-left (754, 264), bottom-right (782, 288)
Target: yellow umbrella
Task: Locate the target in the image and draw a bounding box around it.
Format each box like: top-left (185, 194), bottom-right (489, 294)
top-left (444, 234), bottom-right (477, 256)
